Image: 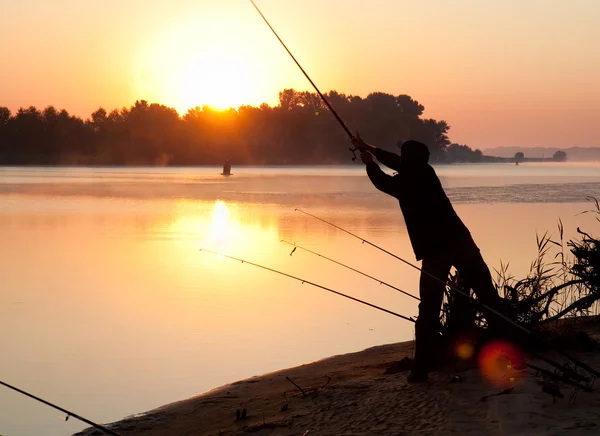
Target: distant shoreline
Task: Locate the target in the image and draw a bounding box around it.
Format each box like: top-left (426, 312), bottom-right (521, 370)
top-left (483, 146), bottom-right (600, 161)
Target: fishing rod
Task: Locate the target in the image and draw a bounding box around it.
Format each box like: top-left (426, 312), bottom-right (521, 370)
top-left (295, 208), bottom-right (600, 381)
top-left (280, 240), bottom-right (590, 385)
top-left (199, 248), bottom-right (415, 323)
top-left (201, 249), bottom-right (592, 391)
top-left (0, 380), bottom-right (121, 436)
top-left (249, 0), bottom-right (360, 161)
top-left (280, 239), bottom-right (420, 302)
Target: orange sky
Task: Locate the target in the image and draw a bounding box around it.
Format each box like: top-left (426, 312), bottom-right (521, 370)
top-left (2, 0), bottom-right (599, 148)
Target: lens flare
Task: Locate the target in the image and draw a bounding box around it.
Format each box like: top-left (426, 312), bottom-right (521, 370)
top-left (456, 341), bottom-right (475, 360)
top-left (478, 340), bottom-right (525, 388)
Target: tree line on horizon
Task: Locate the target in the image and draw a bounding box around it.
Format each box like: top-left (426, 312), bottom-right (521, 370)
top-left (0, 89), bottom-right (544, 166)
top-left (514, 150), bottom-right (567, 164)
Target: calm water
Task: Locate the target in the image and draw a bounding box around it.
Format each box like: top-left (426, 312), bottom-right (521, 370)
top-left (1, 163), bottom-right (600, 435)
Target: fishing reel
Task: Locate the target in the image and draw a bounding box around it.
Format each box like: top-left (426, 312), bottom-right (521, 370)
top-left (349, 147), bottom-right (359, 161)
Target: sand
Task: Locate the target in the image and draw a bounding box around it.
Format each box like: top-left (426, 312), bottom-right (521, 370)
top-left (74, 326), bottom-right (600, 436)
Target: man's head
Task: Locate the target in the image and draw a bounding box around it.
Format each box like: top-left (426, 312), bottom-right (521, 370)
top-left (400, 140), bottom-right (430, 166)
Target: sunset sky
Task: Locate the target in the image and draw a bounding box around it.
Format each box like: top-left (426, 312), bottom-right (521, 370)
top-left (2, 0), bottom-right (599, 148)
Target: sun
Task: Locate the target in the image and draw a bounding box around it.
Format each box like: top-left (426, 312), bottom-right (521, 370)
top-left (173, 46), bottom-right (255, 112)
top-left (133, 16), bottom-right (279, 114)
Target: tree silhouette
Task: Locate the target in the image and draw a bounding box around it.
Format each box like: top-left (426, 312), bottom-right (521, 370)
top-left (0, 90), bottom-right (539, 166)
top-left (515, 152), bottom-right (525, 163)
top-left (553, 150), bottom-right (567, 162)
top-left (0, 107), bottom-right (10, 126)
top-left (446, 143), bottom-right (483, 163)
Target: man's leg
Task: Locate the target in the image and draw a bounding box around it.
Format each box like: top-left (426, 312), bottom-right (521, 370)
top-left (453, 241), bottom-right (506, 333)
top-left (412, 255), bottom-right (452, 381)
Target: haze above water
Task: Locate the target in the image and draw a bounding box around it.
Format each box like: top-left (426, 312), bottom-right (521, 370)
top-left (1, 162), bottom-right (600, 435)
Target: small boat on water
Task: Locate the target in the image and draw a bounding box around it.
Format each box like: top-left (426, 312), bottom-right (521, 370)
top-left (221, 160), bottom-right (232, 176)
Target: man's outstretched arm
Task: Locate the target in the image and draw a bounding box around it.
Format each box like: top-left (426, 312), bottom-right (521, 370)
top-left (361, 151), bottom-right (396, 197)
top-left (372, 148), bottom-right (402, 172)
top-left (352, 133), bottom-right (402, 172)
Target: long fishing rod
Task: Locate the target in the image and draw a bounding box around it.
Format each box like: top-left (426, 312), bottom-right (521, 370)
top-left (280, 239), bottom-right (420, 302)
top-left (249, 0), bottom-right (360, 160)
top-left (200, 249), bottom-right (591, 390)
top-left (0, 380), bottom-right (121, 436)
top-left (295, 208), bottom-right (600, 381)
top-left (282, 237), bottom-right (590, 385)
top-left (199, 248), bottom-right (415, 323)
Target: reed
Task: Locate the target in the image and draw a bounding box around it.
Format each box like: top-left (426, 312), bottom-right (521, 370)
top-left (442, 197), bottom-right (600, 332)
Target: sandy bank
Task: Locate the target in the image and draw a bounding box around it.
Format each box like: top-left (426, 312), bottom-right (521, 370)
top-left (75, 327), bottom-right (600, 436)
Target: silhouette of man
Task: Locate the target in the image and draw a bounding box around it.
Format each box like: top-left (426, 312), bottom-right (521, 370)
top-left (353, 134), bottom-right (503, 382)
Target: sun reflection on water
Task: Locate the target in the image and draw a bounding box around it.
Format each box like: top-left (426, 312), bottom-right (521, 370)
top-left (211, 200), bottom-right (230, 247)
top-left (165, 200), bottom-right (283, 270)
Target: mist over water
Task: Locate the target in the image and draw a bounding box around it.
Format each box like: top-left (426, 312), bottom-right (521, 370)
top-left (2, 162), bottom-right (600, 204)
top-left (1, 162), bottom-right (599, 435)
